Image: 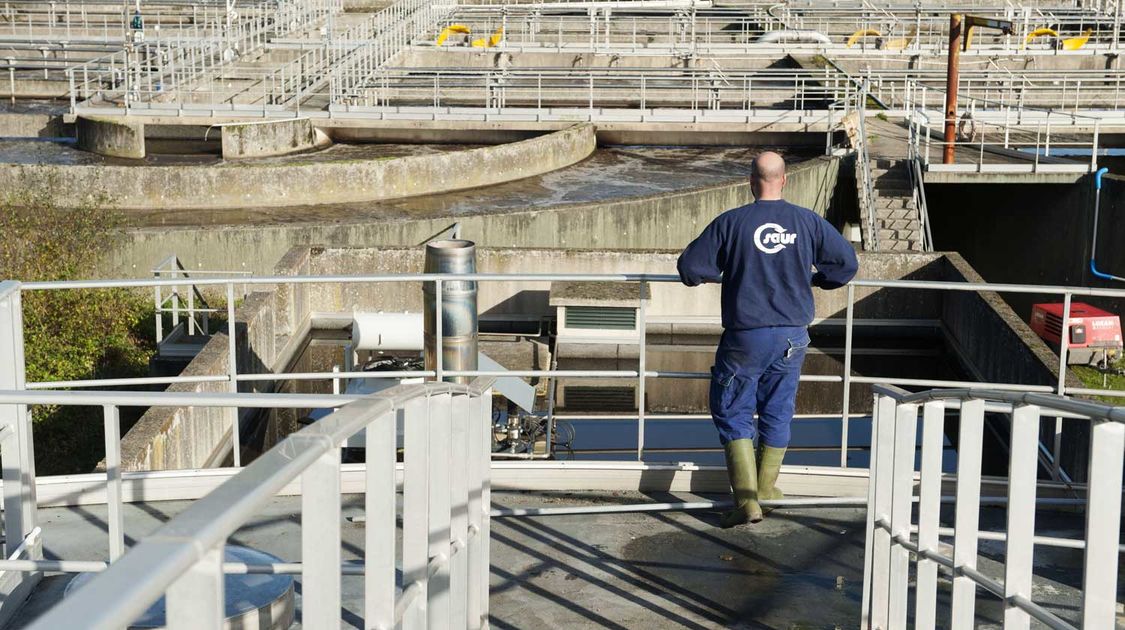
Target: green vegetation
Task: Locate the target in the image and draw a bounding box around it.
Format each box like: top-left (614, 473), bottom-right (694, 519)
top-left (1072, 356), bottom-right (1125, 404)
top-left (808, 54), bottom-right (832, 69)
top-left (0, 186), bottom-right (155, 474)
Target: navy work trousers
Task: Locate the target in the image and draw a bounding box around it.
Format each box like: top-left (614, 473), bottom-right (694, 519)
top-left (708, 326), bottom-right (810, 448)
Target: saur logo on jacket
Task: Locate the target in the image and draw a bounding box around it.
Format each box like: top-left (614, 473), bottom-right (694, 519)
top-left (753, 223), bottom-right (797, 254)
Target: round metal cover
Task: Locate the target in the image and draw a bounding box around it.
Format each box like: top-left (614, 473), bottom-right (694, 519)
top-left (65, 546), bottom-right (295, 629)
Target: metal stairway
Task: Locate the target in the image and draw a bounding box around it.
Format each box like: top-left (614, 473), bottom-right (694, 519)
top-left (870, 158), bottom-right (925, 252)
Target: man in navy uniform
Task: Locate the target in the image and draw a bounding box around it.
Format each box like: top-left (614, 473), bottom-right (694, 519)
top-left (678, 151), bottom-right (858, 527)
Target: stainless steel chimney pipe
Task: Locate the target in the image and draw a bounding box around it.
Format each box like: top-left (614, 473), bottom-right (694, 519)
top-left (423, 239), bottom-right (478, 383)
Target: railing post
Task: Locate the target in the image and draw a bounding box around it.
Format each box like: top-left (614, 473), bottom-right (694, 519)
top-left (637, 281), bottom-right (647, 461)
top-left (365, 405), bottom-right (397, 630)
top-left (887, 403), bottom-right (918, 628)
top-left (402, 395), bottom-right (430, 629)
top-left (0, 281), bottom-right (41, 626)
top-left (0, 281), bottom-right (39, 561)
top-left (951, 398), bottom-right (985, 627)
top-left (1004, 404), bottom-right (1041, 630)
top-left (862, 393), bottom-right (896, 628)
top-left (226, 282), bottom-right (241, 467)
top-left (467, 388), bottom-right (490, 629)
top-left (914, 400), bottom-right (945, 630)
top-left (301, 445), bottom-right (342, 627)
top-left (154, 283), bottom-right (164, 344)
top-left (435, 279), bottom-right (443, 382)
top-left (840, 284), bottom-right (855, 467)
top-left (1053, 292), bottom-right (1071, 480)
top-left (187, 278), bottom-right (196, 336)
top-left (1082, 419), bottom-right (1124, 627)
top-left (1091, 119), bottom-right (1100, 172)
top-left (450, 393), bottom-right (471, 625)
top-left (103, 404), bottom-right (125, 562)
top-left (427, 392), bottom-right (453, 627)
top-left (166, 546), bottom-right (223, 630)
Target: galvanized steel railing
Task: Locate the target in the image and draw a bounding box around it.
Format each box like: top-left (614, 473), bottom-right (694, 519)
top-left (337, 66), bottom-right (845, 111)
top-left (1, 273), bottom-right (1124, 626)
top-left (855, 81), bottom-right (880, 251)
top-left (905, 84), bottom-right (1105, 174)
top-left (905, 107), bottom-right (934, 251)
top-left (861, 386), bottom-right (1124, 629)
top-left (8, 272), bottom-right (1125, 474)
top-left (3, 380), bottom-right (494, 630)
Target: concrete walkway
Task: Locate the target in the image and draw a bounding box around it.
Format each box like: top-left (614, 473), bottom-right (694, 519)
top-left (8, 489), bottom-right (1095, 629)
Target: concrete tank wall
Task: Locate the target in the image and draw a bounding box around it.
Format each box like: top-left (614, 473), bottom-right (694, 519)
top-left (105, 154), bottom-right (845, 277)
top-left (0, 113), bottom-right (66, 138)
top-left (75, 116), bottom-right (145, 159)
top-left (2, 123), bottom-right (597, 210)
top-left (927, 173), bottom-right (1125, 317)
top-left (304, 246), bottom-right (945, 325)
top-left (117, 244), bottom-right (1083, 474)
top-left (220, 118), bottom-right (329, 159)
top-left (117, 249), bottom-right (313, 471)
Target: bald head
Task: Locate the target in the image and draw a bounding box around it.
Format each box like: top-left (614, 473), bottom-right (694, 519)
top-left (750, 151), bottom-right (787, 200)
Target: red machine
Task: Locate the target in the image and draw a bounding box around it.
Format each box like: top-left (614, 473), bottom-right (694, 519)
top-left (1030, 302), bottom-right (1123, 365)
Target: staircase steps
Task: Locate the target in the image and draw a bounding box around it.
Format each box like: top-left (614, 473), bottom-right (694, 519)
top-left (868, 159), bottom-right (924, 252)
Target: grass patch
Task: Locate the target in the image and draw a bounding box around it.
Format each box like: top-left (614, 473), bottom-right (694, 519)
top-left (1072, 356), bottom-right (1125, 403)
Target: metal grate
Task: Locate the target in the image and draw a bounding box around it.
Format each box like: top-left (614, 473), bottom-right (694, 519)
top-left (562, 386), bottom-right (636, 411)
top-left (565, 307), bottom-right (636, 330)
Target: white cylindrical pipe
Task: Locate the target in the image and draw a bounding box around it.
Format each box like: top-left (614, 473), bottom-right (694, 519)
top-left (352, 312), bottom-right (423, 351)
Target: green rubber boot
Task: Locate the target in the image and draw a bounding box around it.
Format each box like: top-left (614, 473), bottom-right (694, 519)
top-left (758, 446), bottom-right (787, 514)
top-left (720, 439), bottom-right (762, 528)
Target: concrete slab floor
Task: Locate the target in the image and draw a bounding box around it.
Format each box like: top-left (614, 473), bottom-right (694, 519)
top-left (8, 491), bottom-right (1102, 629)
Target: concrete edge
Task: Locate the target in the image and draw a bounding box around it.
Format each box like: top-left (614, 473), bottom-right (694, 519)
top-left (2, 123), bottom-right (597, 210)
top-left (75, 116), bottom-right (145, 160)
top-left (219, 117), bottom-right (332, 160)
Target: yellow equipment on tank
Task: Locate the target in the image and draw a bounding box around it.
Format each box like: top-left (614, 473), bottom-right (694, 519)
top-left (1062, 28), bottom-right (1093, 50)
top-left (471, 26), bottom-right (504, 48)
top-left (846, 28), bottom-right (880, 48)
top-left (436, 24), bottom-right (471, 46)
top-left (1024, 26), bottom-right (1093, 50)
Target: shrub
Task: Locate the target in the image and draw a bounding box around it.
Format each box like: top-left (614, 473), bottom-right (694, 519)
top-left (0, 185), bottom-right (154, 474)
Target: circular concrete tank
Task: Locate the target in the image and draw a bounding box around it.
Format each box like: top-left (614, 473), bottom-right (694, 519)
top-left (64, 546), bottom-right (294, 629)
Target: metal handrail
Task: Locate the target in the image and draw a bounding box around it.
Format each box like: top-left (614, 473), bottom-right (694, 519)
top-left (905, 119), bottom-right (934, 251)
top-left (855, 83), bottom-right (880, 251)
top-left (862, 386), bottom-right (1123, 629)
top-left (21, 377), bottom-right (496, 630)
top-left (10, 271), bottom-right (1125, 481)
top-left (870, 385), bottom-right (1125, 423)
top-left (152, 255), bottom-right (223, 341)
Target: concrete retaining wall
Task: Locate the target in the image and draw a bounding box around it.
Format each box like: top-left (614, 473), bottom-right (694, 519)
top-left (220, 118), bottom-right (329, 159)
top-left (117, 243), bottom-right (1081, 473)
top-left (304, 246), bottom-right (1069, 417)
top-left (3, 123), bottom-right (596, 210)
top-left (0, 79), bottom-right (68, 98)
top-left (106, 154), bottom-right (845, 277)
top-left (75, 116), bottom-right (145, 159)
top-left (928, 173), bottom-right (1125, 318)
top-left (305, 246), bottom-right (943, 325)
top-left (117, 249), bottom-right (312, 471)
top-left (0, 113), bottom-right (66, 138)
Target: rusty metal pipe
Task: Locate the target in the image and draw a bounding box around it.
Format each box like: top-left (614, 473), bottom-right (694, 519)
top-left (943, 13), bottom-right (961, 165)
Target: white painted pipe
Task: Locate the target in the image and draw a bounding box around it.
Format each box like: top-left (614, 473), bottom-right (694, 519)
top-left (351, 312), bottom-right (423, 351)
top-left (756, 30), bottom-right (831, 45)
top-left (495, 0), bottom-right (711, 9)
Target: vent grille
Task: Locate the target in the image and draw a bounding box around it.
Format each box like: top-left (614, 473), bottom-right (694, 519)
top-left (562, 386), bottom-right (636, 411)
top-left (1044, 312), bottom-right (1064, 337)
top-left (565, 306), bottom-right (636, 330)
